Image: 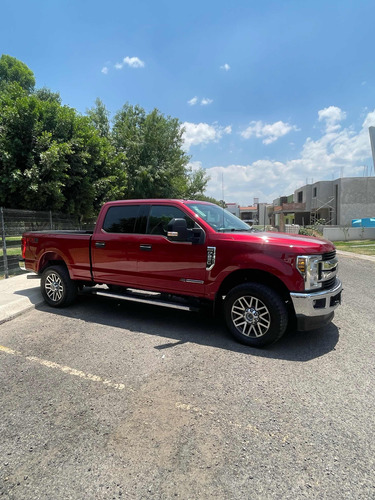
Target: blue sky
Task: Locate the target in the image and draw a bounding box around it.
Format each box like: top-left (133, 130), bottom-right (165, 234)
top-left (2, 0), bottom-right (375, 204)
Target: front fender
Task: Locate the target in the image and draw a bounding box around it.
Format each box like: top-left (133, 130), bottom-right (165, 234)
top-left (206, 250), bottom-right (303, 299)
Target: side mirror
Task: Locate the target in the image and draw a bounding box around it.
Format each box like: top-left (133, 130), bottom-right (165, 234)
top-left (167, 218), bottom-right (189, 241)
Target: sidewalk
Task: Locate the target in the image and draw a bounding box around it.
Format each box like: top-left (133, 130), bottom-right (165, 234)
top-left (0, 273), bottom-right (43, 325)
top-left (0, 250), bottom-right (374, 325)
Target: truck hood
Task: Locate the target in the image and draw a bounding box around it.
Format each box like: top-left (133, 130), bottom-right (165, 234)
top-left (219, 231), bottom-right (335, 255)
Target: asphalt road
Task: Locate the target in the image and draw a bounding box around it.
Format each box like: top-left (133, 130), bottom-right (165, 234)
top-left (0, 254), bottom-right (374, 499)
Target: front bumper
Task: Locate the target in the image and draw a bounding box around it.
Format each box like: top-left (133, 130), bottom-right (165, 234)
top-left (290, 279), bottom-right (342, 331)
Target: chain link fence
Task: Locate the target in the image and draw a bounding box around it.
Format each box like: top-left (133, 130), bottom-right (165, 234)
top-left (0, 208), bottom-right (96, 278)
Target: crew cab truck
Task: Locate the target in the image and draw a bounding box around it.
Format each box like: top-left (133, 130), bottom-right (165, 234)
top-left (20, 199), bottom-right (342, 347)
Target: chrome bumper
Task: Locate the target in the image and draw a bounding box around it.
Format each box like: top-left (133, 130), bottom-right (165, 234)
top-left (290, 279), bottom-right (342, 317)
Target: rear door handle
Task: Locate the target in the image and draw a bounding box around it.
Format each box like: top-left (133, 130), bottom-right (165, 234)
top-left (140, 244), bottom-right (152, 251)
top-left (95, 241), bottom-right (106, 248)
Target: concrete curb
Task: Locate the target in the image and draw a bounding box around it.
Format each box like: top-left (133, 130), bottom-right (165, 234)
top-left (0, 273), bottom-right (44, 325)
top-left (336, 250), bottom-right (375, 262)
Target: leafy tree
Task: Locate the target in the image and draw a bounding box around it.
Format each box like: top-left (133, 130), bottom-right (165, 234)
top-left (185, 166), bottom-right (210, 199)
top-left (0, 75), bottom-right (125, 217)
top-left (34, 87), bottom-right (61, 104)
top-left (112, 104), bottom-right (209, 199)
top-left (0, 56), bottom-right (211, 218)
top-left (196, 195), bottom-right (226, 207)
top-left (87, 98), bottom-right (110, 138)
top-left (0, 54), bottom-right (35, 92)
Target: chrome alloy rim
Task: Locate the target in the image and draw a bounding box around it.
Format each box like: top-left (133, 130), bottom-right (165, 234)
top-left (231, 295), bottom-right (271, 338)
top-left (45, 273), bottom-right (64, 302)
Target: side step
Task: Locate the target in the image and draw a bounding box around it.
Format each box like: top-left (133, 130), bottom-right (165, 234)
top-left (91, 288), bottom-right (199, 312)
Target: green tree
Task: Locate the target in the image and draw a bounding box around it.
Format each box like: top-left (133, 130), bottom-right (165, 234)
top-left (0, 54), bottom-right (35, 92)
top-left (0, 56), bottom-right (211, 217)
top-left (0, 73), bottom-right (125, 217)
top-left (185, 166), bottom-right (210, 199)
top-left (112, 104), bottom-right (209, 199)
top-left (87, 98), bottom-right (110, 138)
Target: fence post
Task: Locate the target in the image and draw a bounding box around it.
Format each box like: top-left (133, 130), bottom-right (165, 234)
top-left (49, 210), bottom-right (53, 230)
top-left (1, 207), bottom-right (9, 279)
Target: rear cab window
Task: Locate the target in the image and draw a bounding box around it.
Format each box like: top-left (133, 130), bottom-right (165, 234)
top-left (102, 205), bottom-right (149, 234)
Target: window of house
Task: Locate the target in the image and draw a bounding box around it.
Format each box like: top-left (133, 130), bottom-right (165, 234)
top-left (297, 191), bottom-right (303, 202)
top-left (313, 187), bottom-right (317, 197)
top-left (103, 205), bottom-right (146, 233)
top-left (147, 205), bottom-right (195, 235)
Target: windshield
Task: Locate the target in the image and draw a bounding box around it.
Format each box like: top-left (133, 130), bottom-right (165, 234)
top-left (186, 202), bottom-right (251, 232)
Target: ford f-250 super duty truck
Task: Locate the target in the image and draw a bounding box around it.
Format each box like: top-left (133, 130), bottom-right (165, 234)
top-left (20, 199), bottom-right (342, 347)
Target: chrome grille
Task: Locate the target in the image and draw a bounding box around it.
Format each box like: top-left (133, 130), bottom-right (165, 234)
top-left (322, 250), bottom-right (336, 261)
top-left (319, 251), bottom-right (338, 289)
top-left (321, 277), bottom-right (337, 290)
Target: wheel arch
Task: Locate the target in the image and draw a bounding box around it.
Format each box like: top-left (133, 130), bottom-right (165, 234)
top-left (216, 269), bottom-right (292, 305)
top-left (38, 252), bottom-right (69, 275)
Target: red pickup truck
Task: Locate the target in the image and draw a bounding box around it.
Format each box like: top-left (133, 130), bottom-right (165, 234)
top-left (20, 199), bottom-right (342, 347)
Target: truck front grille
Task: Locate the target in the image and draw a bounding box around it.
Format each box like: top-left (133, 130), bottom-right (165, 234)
top-left (322, 250), bottom-right (336, 261)
top-left (319, 250), bottom-right (338, 290)
top-left (321, 276), bottom-right (337, 290)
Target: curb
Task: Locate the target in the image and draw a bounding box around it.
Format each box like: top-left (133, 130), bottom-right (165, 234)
top-left (0, 274), bottom-right (44, 325)
top-left (336, 250), bottom-right (375, 262)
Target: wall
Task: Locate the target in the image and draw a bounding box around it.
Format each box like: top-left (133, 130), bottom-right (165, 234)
top-left (322, 226), bottom-right (375, 241)
top-left (294, 184), bottom-right (312, 209)
top-left (257, 203), bottom-right (268, 226)
top-left (311, 181), bottom-right (335, 211)
top-left (226, 204), bottom-right (240, 217)
top-left (338, 177), bottom-right (375, 226)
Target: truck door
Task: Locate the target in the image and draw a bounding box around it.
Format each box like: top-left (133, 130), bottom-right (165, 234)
top-left (136, 204), bottom-right (207, 296)
top-left (91, 204), bottom-right (148, 286)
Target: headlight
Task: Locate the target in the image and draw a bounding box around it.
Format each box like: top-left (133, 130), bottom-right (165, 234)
top-left (296, 255), bottom-right (322, 290)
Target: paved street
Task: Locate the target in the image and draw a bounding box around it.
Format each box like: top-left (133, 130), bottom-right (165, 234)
top-left (0, 254), bottom-right (374, 499)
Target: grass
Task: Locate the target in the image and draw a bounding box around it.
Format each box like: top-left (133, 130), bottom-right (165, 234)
top-left (0, 247), bottom-right (21, 257)
top-left (334, 240), bottom-right (375, 256)
top-left (0, 236), bottom-right (22, 257)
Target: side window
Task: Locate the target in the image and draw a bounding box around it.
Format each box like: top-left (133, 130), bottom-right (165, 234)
top-left (147, 205), bottom-right (195, 235)
top-left (103, 205), bottom-right (141, 234)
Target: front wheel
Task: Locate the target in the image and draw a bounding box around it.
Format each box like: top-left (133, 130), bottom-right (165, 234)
top-left (224, 283), bottom-right (288, 347)
top-left (41, 265), bottom-right (77, 307)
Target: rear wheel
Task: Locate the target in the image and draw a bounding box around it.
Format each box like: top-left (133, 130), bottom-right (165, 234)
top-left (41, 265), bottom-right (77, 307)
top-left (224, 283), bottom-right (288, 347)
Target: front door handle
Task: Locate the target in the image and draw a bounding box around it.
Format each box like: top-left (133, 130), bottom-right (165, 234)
top-left (95, 241), bottom-right (106, 248)
top-left (140, 244), bottom-right (152, 251)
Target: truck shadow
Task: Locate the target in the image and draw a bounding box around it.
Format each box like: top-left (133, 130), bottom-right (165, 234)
top-left (35, 292), bottom-right (340, 362)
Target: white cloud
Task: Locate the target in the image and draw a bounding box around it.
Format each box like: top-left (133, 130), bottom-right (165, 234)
top-left (187, 97), bottom-right (213, 106)
top-left (318, 106), bottom-right (346, 132)
top-left (188, 96), bottom-right (198, 106)
top-left (201, 107), bottom-right (375, 204)
top-left (182, 122), bottom-right (232, 150)
top-left (201, 98), bottom-right (213, 106)
top-left (101, 66), bottom-right (109, 74)
top-left (220, 63), bottom-right (230, 71)
top-left (241, 120), bottom-right (299, 144)
top-left (115, 56), bottom-right (145, 69)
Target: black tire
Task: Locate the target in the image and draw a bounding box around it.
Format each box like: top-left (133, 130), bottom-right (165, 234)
top-left (224, 283), bottom-right (288, 347)
top-left (41, 265), bottom-right (77, 308)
